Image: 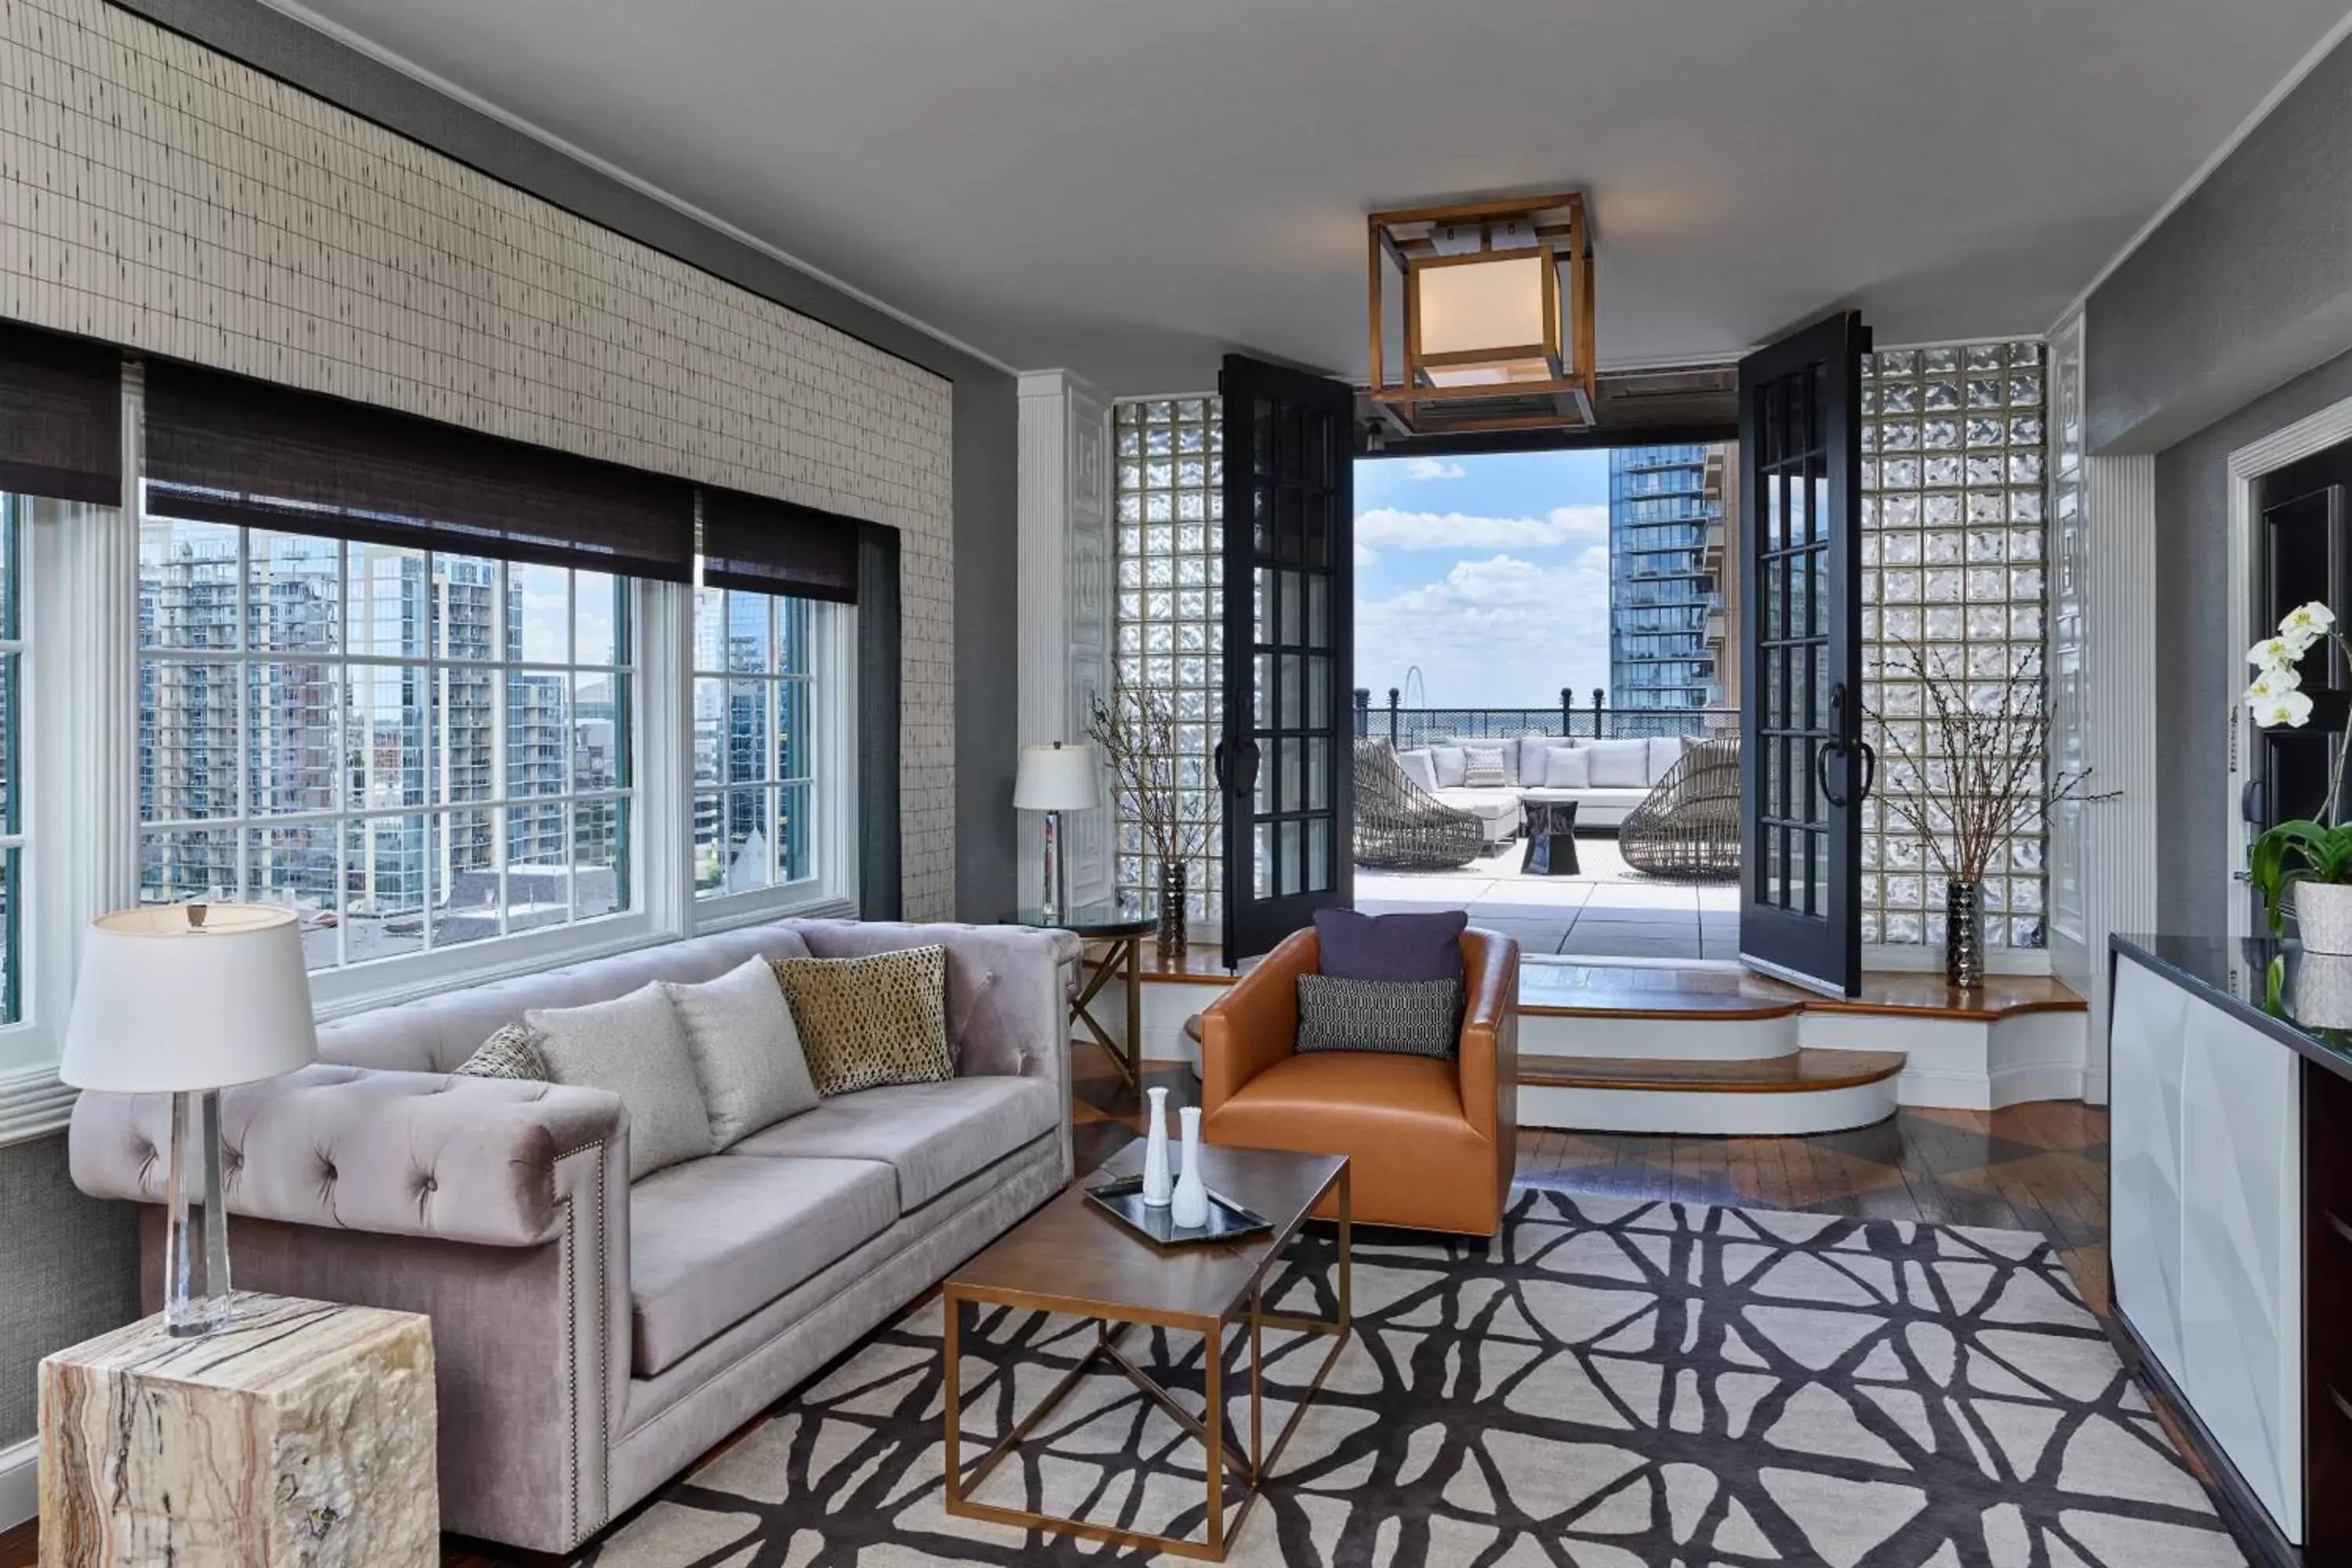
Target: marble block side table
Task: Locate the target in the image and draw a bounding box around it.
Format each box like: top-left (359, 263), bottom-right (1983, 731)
top-left (38, 1292), bottom-right (437, 1568)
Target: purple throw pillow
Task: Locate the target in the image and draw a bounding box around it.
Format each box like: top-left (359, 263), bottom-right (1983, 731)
top-left (1312, 907), bottom-right (1467, 984)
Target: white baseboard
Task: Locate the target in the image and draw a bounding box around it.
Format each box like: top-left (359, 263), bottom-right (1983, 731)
top-left (0, 1434), bottom-right (37, 1534)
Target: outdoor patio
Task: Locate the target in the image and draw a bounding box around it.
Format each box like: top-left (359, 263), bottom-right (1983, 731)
top-left (1354, 838), bottom-right (1740, 962)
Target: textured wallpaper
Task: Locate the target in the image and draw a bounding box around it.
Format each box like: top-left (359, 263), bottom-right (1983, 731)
top-left (0, 1131), bottom-right (139, 1443)
top-left (0, 0), bottom-right (956, 916)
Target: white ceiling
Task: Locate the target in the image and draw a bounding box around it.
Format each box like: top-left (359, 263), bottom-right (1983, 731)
top-left (276, 0), bottom-right (2350, 393)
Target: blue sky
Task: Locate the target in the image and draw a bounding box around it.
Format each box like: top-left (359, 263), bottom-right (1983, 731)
top-left (1353, 450), bottom-right (1612, 708)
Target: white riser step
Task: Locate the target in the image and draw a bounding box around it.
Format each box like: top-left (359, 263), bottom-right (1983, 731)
top-left (1521, 1008), bottom-right (1798, 1062)
top-left (1519, 1076), bottom-right (1900, 1136)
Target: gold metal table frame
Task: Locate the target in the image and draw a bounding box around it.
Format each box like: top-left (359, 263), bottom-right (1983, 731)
top-left (942, 1165), bottom-right (1352, 1561)
top-left (1069, 930), bottom-right (1145, 1088)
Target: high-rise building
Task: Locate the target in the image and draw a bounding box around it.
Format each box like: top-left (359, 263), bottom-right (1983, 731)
top-left (1609, 443), bottom-right (1736, 711)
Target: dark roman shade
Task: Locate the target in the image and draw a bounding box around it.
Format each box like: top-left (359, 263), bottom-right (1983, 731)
top-left (0, 320), bottom-right (122, 504)
top-left (698, 485), bottom-right (859, 604)
top-left (143, 361), bottom-right (696, 581)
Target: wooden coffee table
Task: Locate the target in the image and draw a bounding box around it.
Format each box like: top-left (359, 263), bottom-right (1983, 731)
top-left (942, 1142), bottom-right (1352, 1561)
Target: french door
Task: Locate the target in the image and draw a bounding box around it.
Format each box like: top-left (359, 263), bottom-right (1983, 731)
top-left (1738, 311), bottom-right (1871, 996)
top-left (1216, 354), bottom-right (1356, 963)
top-left (2247, 441), bottom-right (2352, 895)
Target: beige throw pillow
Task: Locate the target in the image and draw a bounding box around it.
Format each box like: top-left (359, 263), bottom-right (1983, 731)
top-left (528, 984), bottom-right (716, 1181)
top-left (774, 946), bottom-right (953, 1098)
top-left (661, 957), bottom-right (821, 1146)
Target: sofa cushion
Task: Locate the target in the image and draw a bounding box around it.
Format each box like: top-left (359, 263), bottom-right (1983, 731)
top-left (775, 946), bottom-right (954, 1097)
top-left (527, 984), bottom-right (715, 1181)
top-left (1433, 789), bottom-right (1519, 823)
top-left (1583, 739), bottom-right (1651, 788)
top-left (1646, 735), bottom-right (1689, 785)
top-left (721, 1076), bottom-right (1059, 1210)
top-left (1461, 745), bottom-right (1510, 789)
top-left (1516, 736), bottom-right (1569, 786)
top-left (662, 957), bottom-right (821, 1147)
top-left (1543, 746), bottom-right (1592, 788)
top-left (1313, 906), bottom-right (1467, 983)
top-left (1397, 748), bottom-right (1439, 794)
top-left (1429, 744), bottom-right (1468, 788)
top-left (628, 1154), bottom-right (898, 1375)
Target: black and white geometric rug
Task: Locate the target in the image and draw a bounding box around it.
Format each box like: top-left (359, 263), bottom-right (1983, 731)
top-left (585, 1189), bottom-right (2243, 1567)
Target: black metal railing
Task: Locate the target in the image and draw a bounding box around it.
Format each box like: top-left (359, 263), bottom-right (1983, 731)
top-left (1351, 687), bottom-right (1736, 750)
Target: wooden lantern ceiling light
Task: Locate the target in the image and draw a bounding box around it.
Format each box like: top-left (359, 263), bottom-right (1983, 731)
top-left (1367, 192), bottom-right (1595, 437)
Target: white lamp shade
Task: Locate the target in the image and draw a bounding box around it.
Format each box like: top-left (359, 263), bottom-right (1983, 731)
top-left (1014, 742), bottom-right (1100, 811)
top-left (60, 905), bottom-right (320, 1093)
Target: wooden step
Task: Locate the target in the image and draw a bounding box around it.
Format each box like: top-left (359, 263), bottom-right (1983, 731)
top-left (1519, 1047), bottom-right (1904, 1094)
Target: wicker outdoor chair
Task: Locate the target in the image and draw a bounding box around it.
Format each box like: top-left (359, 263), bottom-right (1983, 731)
top-left (1352, 738), bottom-right (1486, 869)
top-left (1618, 734), bottom-right (1742, 880)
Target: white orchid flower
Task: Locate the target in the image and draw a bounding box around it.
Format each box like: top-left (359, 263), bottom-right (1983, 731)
top-left (2249, 636), bottom-right (2303, 671)
top-left (2251, 688), bottom-right (2316, 728)
top-left (2246, 668), bottom-right (2301, 704)
top-left (2281, 601), bottom-right (2337, 640)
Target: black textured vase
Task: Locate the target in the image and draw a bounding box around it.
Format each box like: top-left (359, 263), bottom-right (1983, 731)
top-left (1945, 880), bottom-right (1984, 990)
top-left (1156, 862), bottom-right (1189, 961)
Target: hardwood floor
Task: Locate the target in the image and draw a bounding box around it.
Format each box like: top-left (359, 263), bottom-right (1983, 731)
top-left (2, 1043), bottom-right (2111, 1568)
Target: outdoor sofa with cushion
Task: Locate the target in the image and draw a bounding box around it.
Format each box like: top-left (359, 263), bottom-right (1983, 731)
top-left (1392, 734), bottom-right (1700, 834)
top-left (68, 916), bottom-right (1077, 1556)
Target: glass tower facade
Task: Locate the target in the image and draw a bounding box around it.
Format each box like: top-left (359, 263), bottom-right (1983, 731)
top-left (1609, 444), bottom-right (1724, 710)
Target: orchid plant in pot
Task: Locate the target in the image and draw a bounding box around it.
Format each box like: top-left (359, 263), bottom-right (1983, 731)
top-left (2245, 601), bottom-right (2352, 952)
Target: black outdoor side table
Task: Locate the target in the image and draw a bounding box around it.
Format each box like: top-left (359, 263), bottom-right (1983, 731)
top-left (1519, 797), bottom-right (1581, 876)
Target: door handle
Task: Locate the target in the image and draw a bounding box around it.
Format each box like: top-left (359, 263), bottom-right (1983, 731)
top-left (2243, 778), bottom-right (2268, 824)
top-left (1816, 681), bottom-right (1873, 808)
top-left (1213, 739), bottom-right (1260, 799)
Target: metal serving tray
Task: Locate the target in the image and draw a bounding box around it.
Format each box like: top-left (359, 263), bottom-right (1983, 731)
top-left (1083, 1174), bottom-right (1275, 1247)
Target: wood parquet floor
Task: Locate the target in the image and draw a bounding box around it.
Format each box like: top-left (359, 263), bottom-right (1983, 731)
top-left (2, 1041), bottom-right (2111, 1568)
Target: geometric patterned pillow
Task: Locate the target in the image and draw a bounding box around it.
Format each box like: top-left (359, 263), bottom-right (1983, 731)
top-left (1294, 974), bottom-right (1461, 1060)
top-left (452, 1021), bottom-right (550, 1080)
top-left (772, 946), bottom-right (953, 1097)
top-left (1461, 745), bottom-right (1510, 789)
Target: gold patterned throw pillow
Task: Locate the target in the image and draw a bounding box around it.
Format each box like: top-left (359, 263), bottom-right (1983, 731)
top-left (453, 1021), bottom-right (550, 1080)
top-left (773, 946), bottom-right (953, 1097)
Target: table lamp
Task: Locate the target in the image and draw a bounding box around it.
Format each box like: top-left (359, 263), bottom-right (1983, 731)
top-left (60, 904), bottom-right (318, 1337)
top-left (1014, 742), bottom-right (1099, 922)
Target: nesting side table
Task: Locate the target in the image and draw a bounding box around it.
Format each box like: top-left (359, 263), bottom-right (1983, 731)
top-left (38, 1292), bottom-right (437, 1567)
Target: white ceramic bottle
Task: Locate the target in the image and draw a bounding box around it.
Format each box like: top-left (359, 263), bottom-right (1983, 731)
top-left (1141, 1085), bottom-right (1174, 1207)
top-left (1171, 1105), bottom-right (1210, 1228)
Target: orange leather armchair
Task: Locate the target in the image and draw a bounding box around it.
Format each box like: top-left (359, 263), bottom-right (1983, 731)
top-left (1199, 927), bottom-right (1519, 1236)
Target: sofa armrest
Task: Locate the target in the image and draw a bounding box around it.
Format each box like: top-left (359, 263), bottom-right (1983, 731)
top-left (1457, 929), bottom-right (1520, 1151)
top-left (1200, 927), bottom-right (1318, 1110)
top-left (70, 1064), bottom-right (627, 1247)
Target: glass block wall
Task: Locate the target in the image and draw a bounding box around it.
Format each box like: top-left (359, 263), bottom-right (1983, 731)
top-left (1858, 340), bottom-right (2049, 948)
top-left (1112, 397), bottom-right (1226, 925)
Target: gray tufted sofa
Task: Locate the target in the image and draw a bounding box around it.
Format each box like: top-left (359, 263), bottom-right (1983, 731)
top-left (68, 916), bottom-right (1078, 1555)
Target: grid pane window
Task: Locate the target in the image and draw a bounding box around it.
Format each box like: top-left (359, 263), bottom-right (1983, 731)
top-left (0, 496), bottom-right (20, 1023)
top-left (138, 513), bottom-right (636, 971)
top-left (1112, 397), bottom-right (1225, 922)
top-left (1857, 339), bottom-right (2049, 948)
top-left (692, 589), bottom-right (818, 897)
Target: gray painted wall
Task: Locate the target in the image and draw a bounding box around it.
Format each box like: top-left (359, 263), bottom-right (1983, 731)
top-left (2151, 347), bottom-right (2352, 941)
top-left (0, 1132), bottom-right (140, 1443)
top-left (2089, 31), bottom-right (2352, 455)
top-left (114, 0), bottom-right (1022, 924)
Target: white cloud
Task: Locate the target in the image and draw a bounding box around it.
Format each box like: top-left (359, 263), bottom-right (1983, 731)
top-left (1353, 540), bottom-right (1379, 568)
top-left (1356, 551), bottom-right (1613, 708)
top-left (1355, 505), bottom-right (1607, 553)
top-left (1401, 457), bottom-right (1467, 481)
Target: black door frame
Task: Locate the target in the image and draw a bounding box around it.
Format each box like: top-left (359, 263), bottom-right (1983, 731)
top-left (1217, 354), bottom-right (1359, 964)
top-left (1736, 310), bottom-right (1871, 997)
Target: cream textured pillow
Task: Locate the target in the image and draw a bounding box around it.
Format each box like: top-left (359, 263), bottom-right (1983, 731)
top-left (527, 984), bottom-right (716, 1181)
top-left (1461, 746), bottom-right (1510, 789)
top-left (774, 946), bottom-right (953, 1097)
top-left (453, 1022), bottom-right (548, 1080)
top-left (662, 958), bottom-right (822, 1146)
